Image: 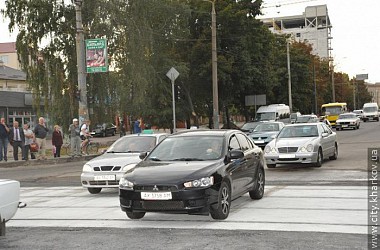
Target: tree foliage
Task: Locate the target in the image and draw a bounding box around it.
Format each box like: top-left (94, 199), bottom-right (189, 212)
top-left (1, 0), bottom-right (369, 130)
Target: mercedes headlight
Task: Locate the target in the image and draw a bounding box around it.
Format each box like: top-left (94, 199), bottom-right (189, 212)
top-left (299, 144), bottom-right (314, 153)
top-left (119, 177), bottom-right (134, 190)
top-left (82, 164), bottom-right (92, 172)
top-left (122, 163), bottom-right (137, 171)
top-left (184, 176), bottom-right (214, 188)
top-left (265, 146), bottom-right (277, 154)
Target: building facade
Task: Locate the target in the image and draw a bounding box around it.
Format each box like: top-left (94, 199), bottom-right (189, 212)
top-left (0, 42), bottom-right (40, 127)
top-left (261, 5), bottom-right (332, 59)
top-left (365, 83), bottom-right (380, 106)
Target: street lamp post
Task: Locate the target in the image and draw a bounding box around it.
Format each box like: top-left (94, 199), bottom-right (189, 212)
top-left (287, 41), bottom-right (293, 113)
top-left (74, 0), bottom-right (89, 123)
top-left (205, 0), bottom-right (219, 129)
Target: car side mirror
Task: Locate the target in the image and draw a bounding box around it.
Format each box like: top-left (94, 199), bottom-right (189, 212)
top-left (321, 132), bottom-right (329, 137)
top-left (228, 150), bottom-right (244, 160)
top-left (139, 152), bottom-right (148, 160)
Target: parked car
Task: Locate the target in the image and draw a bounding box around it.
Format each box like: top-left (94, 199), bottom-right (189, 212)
top-left (264, 123), bottom-right (338, 168)
top-left (352, 110), bottom-right (364, 120)
top-left (248, 122), bottom-right (285, 149)
top-left (90, 123), bottom-right (117, 137)
top-left (119, 129), bottom-right (266, 220)
top-left (0, 179), bottom-right (25, 236)
top-left (81, 133), bottom-right (168, 194)
top-left (335, 113), bottom-right (360, 130)
top-left (295, 114), bottom-right (319, 123)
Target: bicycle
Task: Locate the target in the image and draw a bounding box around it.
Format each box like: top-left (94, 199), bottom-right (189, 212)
top-left (81, 136), bottom-right (99, 155)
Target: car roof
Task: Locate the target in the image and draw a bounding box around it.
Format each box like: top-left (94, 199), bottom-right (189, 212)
top-left (121, 133), bottom-right (168, 138)
top-left (298, 114), bottom-right (317, 118)
top-left (285, 122), bottom-right (321, 127)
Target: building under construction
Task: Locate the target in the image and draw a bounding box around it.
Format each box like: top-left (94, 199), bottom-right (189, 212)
top-left (260, 5), bottom-right (332, 59)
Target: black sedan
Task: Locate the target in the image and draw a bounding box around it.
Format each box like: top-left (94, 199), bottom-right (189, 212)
top-left (91, 123), bottom-right (117, 137)
top-left (119, 129), bottom-right (266, 220)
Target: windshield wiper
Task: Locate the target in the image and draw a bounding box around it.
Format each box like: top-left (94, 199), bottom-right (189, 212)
top-left (172, 158), bottom-right (204, 161)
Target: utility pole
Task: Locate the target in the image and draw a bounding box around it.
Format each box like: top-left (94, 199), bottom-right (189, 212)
top-left (313, 61), bottom-right (317, 114)
top-left (287, 41), bottom-right (293, 113)
top-left (204, 0), bottom-right (219, 129)
top-left (75, 0), bottom-right (89, 123)
top-left (331, 63), bottom-right (335, 103)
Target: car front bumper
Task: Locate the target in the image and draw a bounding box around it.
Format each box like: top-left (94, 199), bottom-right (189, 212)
top-left (119, 187), bottom-right (219, 215)
top-left (264, 151), bottom-right (318, 165)
top-left (336, 124), bottom-right (356, 129)
top-left (81, 171), bottom-right (125, 188)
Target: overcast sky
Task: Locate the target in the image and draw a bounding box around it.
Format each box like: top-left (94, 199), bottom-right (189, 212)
top-left (1, 0), bottom-right (379, 83)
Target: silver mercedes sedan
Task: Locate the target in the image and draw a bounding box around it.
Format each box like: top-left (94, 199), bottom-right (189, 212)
top-left (81, 133), bottom-right (168, 194)
top-left (264, 123), bottom-right (338, 168)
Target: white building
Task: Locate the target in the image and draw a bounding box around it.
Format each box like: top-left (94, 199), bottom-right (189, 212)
top-left (260, 5), bottom-right (332, 59)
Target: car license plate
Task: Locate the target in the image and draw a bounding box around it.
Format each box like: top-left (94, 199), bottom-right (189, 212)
top-left (279, 154), bottom-right (296, 159)
top-left (141, 192), bottom-right (172, 200)
top-left (342, 125), bottom-right (348, 128)
top-left (254, 140), bottom-right (265, 144)
top-left (94, 175), bottom-right (116, 181)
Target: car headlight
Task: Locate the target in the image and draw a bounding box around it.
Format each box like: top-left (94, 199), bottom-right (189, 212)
top-left (264, 146), bottom-right (277, 154)
top-left (82, 164), bottom-right (92, 172)
top-left (122, 163), bottom-right (137, 171)
top-left (299, 144), bottom-right (314, 153)
top-left (184, 176), bottom-right (214, 188)
top-left (119, 177), bottom-right (134, 190)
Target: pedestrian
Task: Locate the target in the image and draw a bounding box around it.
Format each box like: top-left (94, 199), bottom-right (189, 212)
top-left (0, 117), bottom-right (10, 162)
top-left (9, 121), bottom-right (25, 161)
top-left (69, 118), bottom-right (81, 157)
top-left (52, 125), bottom-right (63, 158)
top-left (80, 120), bottom-right (91, 154)
top-left (33, 117), bottom-right (49, 160)
top-left (23, 123), bottom-right (35, 160)
top-left (133, 118), bottom-right (142, 134)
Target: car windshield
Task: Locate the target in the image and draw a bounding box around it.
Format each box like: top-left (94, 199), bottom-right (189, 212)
top-left (363, 107), bottom-right (378, 112)
top-left (339, 114), bottom-right (356, 119)
top-left (255, 112), bottom-right (276, 121)
top-left (241, 122), bottom-right (258, 131)
top-left (253, 123), bottom-right (279, 132)
top-left (107, 136), bottom-right (156, 153)
top-left (296, 116), bottom-right (314, 123)
top-left (147, 136), bottom-right (224, 161)
top-left (278, 125), bottom-right (319, 138)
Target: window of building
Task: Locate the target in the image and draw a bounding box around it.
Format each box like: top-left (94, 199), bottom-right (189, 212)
top-left (0, 55), bottom-right (9, 64)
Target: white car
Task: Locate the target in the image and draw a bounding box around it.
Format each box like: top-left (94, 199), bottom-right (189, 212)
top-left (81, 133), bottom-right (168, 194)
top-left (335, 113), bottom-right (360, 130)
top-left (0, 179), bottom-right (23, 236)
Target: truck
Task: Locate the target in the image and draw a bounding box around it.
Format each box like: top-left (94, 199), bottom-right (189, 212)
top-left (362, 102), bottom-right (379, 122)
top-left (254, 104), bottom-right (290, 122)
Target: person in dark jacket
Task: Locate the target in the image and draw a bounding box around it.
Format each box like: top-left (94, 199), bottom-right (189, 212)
top-left (9, 121), bottom-right (25, 161)
top-left (52, 125), bottom-right (63, 158)
top-left (33, 117), bottom-right (49, 160)
top-left (0, 117), bottom-right (10, 162)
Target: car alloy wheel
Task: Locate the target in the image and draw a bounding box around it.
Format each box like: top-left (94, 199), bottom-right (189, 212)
top-left (126, 212), bottom-right (146, 219)
top-left (87, 188), bottom-right (102, 194)
top-left (210, 181), bottom-right (231, 220)
top-left (249, 167), bottom-right (265, 199)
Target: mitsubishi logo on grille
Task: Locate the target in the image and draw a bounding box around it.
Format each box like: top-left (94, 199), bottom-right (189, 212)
top-left (153, 185), bottom-right (159, 191)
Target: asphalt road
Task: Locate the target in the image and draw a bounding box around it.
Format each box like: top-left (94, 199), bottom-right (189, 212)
top-left (0, 121), bottom-right (378, 249)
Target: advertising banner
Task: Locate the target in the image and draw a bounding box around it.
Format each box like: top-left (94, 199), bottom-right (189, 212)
top-left (85, 38), bottom-right (108, 73)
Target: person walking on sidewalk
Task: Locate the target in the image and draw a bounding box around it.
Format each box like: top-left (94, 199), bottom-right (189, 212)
top-left (69, 118), bottom-right (81, 157)
top-left (23, 123), bottom-right (35, 160)
top-left (33, 117), bottom-right (49, 160)
top-left (9, 121), bottom-right (25, 161)
top-left (0, 117), bottom-right (10, 162)
top-left (52, 125), bottom-right (63, 158)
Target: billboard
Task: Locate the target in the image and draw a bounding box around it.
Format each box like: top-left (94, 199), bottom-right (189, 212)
top-left (85, 38), bottom-right (108, 73)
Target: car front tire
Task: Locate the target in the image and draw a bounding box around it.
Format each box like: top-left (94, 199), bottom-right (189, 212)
top-left (126, 211), bottom-right (146, 219)
top-left (249, 167), bottom-right (265, 199)
top-left (314, 148), bottom-right (323, 167)
top-left (210, 181), bottom-right (231, 220)
top-left (87, 188), bottom-right (102, 194)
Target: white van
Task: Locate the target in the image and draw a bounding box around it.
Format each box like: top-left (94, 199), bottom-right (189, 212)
top-left (362, 103), bottom-right (379, 122)
top-left (255, 104), bottom-right (290, 122)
